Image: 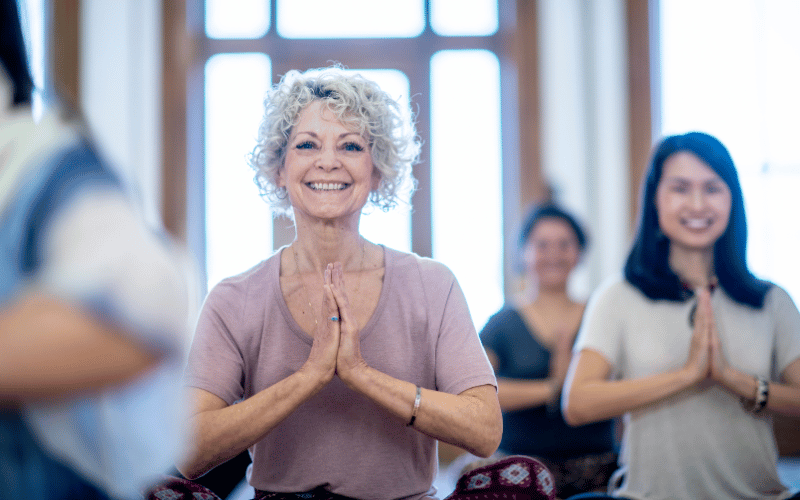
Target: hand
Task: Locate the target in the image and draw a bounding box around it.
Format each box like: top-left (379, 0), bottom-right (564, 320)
top-left (684, 288), bottom-right (712, 384)
top-left (300, 266), bottom-right (340, 385)
top-left (328, 262), bottom-right (369, 385)
top-left (708, 307), bottom-right (731, 386)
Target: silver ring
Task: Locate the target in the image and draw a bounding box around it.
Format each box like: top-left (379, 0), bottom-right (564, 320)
top-left (330, 316), bottom-right (339, 322)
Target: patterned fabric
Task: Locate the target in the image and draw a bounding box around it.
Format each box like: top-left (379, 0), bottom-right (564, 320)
top-left (445, 455), bottom-right (556, 500)
top-left (143, 476), bottom-right (221, 500)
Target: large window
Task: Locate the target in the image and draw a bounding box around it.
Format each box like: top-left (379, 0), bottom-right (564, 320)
top-left (659, 0), bottom-right (800, 304)
top-left (197, 0), bottom-right (511, 330)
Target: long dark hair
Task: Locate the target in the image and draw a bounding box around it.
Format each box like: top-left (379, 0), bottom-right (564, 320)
top-left (624, 131), bottom-right (770, 308)
top-left (0, 0), bottom-right (34, 106)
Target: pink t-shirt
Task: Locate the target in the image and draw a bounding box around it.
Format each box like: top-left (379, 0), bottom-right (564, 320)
top-left (184, 246), bottom-right (496, 500)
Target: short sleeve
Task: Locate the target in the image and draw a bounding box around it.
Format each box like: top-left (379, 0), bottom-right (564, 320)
top-left (573, 277), bottom-right (627, 372)
top-left (183, 280), bottom-right (248, 405)
top-left (37, 187), bottom-right (191, 357)
top-left (768, 285), bottom-right (800, 374)
top-left (421, 260), bottom-right (497, 395)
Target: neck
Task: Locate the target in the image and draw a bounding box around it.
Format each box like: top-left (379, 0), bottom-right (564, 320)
top-left (525, 279), bottom-right (572, 307)
top-left (668, 244), bottom-right (715, 289)
top-left (292, 219), bottom-right (366, 274)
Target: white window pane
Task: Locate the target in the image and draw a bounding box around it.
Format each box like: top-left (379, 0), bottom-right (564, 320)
top-left (431, 50), bottom-right (503, 331)
top-left (660, 0), bottom-right (800, 304)
top-left (206, 0), bottom-right (270, 39)
top-left (277, 0), bottom-right (424, 39)
top-left (205, 54), bottom-right (273, 290)
top-left (431, 0), bottom-right (498, 36)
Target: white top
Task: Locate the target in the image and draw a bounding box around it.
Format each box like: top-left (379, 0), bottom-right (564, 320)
top-left (575, 275), bottom-right (800, 500)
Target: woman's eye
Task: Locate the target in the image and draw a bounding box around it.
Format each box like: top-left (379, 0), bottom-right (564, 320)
top-left (295, 141), bottom-right (314, 150)
top-left (342, 142), bottom-right (364, 152)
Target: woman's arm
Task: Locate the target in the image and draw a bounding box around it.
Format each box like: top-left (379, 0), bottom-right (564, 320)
top-left (563, 288), bottom-right (714, 426)
top-left (712, 357), bottom-right (800, 417)
top-left (562, 348), bottom-right (700, 426)
top-left (179, 273), bottom-right (343, 479)
top-left (179, 370), bottom-right (326, 479)
top-left (330, 263), bottom-right (502, 457)
top-left (0, 293), bottom-right (157, 404)
top-left (484, 349), bottom-right (559, 412)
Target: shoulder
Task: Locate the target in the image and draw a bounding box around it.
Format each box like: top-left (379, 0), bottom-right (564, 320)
top-left (205, 254), bottom-right (277, 312)
top-left (589, 274), bottom-right (642, 305)
top-left (762, 283), bottom-right (798, 312)
top-left (385, 246), bottom-right (457, 287)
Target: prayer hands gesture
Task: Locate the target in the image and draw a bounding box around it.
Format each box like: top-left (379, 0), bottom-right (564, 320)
top-left (303, 262), bottom-right (367, 387)
top-left (685, 288), bottom-right (731, 387)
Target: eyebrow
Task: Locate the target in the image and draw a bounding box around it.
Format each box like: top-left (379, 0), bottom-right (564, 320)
top-left (292, 131), bottom-right (364, 140)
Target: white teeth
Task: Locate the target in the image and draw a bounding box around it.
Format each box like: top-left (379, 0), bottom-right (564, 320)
top-left (683, 218), bottom-right (711, 229)
top-left (309, 183), bottom-right (346, 191)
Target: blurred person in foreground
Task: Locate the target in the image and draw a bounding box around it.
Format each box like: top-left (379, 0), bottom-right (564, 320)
top-left (179, 65), bottom-right (502, 499)
top-left (562, 132), bottom-right (800, 500)
top-left (0, 1), bottom-right (193, 498)
top-left (478, 203), bottom-right (617, 498)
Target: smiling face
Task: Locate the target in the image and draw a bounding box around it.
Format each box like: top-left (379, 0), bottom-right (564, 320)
top-left (522, 217), bottom-right (581, 289)
top-left (655, 151), bottom-right (732, 253)
top-left (279, 100), bottom-right (378, 223)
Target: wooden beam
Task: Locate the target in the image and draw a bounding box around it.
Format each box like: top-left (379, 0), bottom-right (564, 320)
top-left (51, 0), bottom-right (81, 112)
top-left (515, 0), bottom-right (547, 209)
top-left (161, 0), bottom-right (190, 240)
top-left (626, 0), bottom-right (653, 228)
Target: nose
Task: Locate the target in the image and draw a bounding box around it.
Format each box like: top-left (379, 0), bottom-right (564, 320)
top-left (690, 188), bottom-right (705, 210)
top-left (315, 146), bottom-right (341, 171)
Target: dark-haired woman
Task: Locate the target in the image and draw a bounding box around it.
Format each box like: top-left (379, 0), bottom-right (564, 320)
top-left (480, 204), bottom-right (617, 498)
top-left (562, 132), bottom-right (800, 500)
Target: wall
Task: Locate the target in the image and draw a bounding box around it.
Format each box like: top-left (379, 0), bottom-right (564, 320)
top-left (80, 0), bottom-right (163, 229)
top-left (538, 0), bottom-right (631, 298)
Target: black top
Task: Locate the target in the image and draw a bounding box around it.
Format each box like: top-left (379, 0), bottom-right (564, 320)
top-left (480, 307), bottom-right (616, 459)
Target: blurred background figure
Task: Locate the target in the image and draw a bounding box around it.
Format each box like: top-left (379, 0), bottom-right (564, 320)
top-left (0, 0), bottom-right (195, 498)
top-left (562, 132), bottom-right (800, 500)
top-left (478, 203), bottom-right (617, 498)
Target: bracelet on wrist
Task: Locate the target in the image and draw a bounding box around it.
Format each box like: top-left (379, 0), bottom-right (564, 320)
top-left (740, 375), bottom-right (769, 414)
top-left (407, 386), bottom-right (421, 426)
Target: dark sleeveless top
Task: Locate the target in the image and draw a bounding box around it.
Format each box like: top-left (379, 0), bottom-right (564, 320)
top-left (479, 307), bottom-right (615, 459)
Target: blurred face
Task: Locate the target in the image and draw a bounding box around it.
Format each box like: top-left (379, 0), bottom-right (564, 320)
top-left (522, 217), bottom-right (581, 288)
top-left (279, 101), bottom-right (378, 222)
top-left (655, 151), bottom-right (732, 253)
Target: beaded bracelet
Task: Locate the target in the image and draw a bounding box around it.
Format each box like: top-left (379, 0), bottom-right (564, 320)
top-left (741, 376), bottom-right (769, 413)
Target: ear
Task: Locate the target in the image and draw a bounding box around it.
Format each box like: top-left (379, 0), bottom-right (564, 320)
top-left (371, 166), bottom-right (381, 191)
top-left (277, 166), bottom-right (287, 188)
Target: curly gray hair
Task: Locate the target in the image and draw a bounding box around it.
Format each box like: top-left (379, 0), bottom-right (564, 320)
top-left (248, 65), bottom-right (420, 217)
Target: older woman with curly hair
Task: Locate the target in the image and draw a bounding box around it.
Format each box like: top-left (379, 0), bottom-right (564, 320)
top-left (179, 66), bottom-right (502, 500)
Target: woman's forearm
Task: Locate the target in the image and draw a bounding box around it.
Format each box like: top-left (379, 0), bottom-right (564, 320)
top-left (341, 365), bottom-right (502, 458)
top-left (563, 351), bottom-right (698, 426)
top-left (180, 369), bottom-right (327, 479)
top-left (496, 377), bottom-right (557, 412)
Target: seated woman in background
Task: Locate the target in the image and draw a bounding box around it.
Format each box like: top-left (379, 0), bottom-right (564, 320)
top-left (562, 131), bottom-right (800, 500)
top-left (480, 203), bottom-right (617, 498)
top-left (179, 66), bottom-right (502, 500)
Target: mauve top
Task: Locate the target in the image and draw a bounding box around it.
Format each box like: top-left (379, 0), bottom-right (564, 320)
top-left (184, 246), bottom-right (497, 500)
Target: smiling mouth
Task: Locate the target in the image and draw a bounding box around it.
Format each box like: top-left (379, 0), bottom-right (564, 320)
top-left (681, 217), bottom-right (713, 229)
top-left (306, 182), bottom-right (349, 191)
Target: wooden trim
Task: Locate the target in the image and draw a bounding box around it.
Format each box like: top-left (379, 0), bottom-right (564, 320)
top-left (626, 0), bottom-right (653, 228)
top-left (515, 0), bottom-right (547, 209)
top-left (51, 0), bottom-right (81, 111)
top-left (162, 0), bottom-right (189, 240)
